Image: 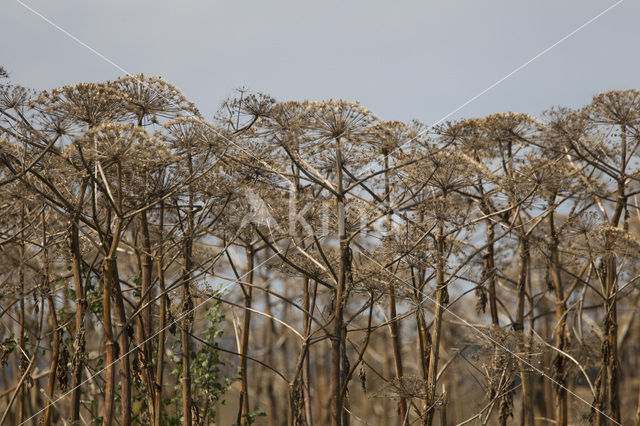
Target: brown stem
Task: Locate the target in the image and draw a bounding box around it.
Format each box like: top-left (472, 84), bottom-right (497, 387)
top-left (331, 138), bottom-right (348, 426)
top-left (238, 245), bottom-right (254, 425)
top-left (69, 217), bottom-right (85, 425)
top-left (303, 278), bottom-right (316, 426)
top-left (139, 210), bottom-right (156, 420)
top-left (635, 349), bottom-right (640, 426)
top-left (42, 207), bottom-right (60, 426)
top-left (154, 201), bottom-right (166, 426)
top-left (103, 262), bottom-right (116, 426)
top-left (486, 221), bottom-right (499, 327)
top-left (548, 194), bottom-right (568, 426)
top-left (425, 224), bottom-right (446, 426)
top-left (384, 154), bottom-right (407, 421)
top-left (181, 249), bottom-right (193, 426)
top-left (515, 234), bottom-right (534, 426)
top-left (112, 264), bottom-right (131, 426)
top-left (606, 254), bottom-right (620, 423)
top-left (181, 143), bottom-right (196, 426)
top-left (17, 204), bottom-right (25, 425)
top-left (603, 124), bottom-right (626, 423)
top-left (262, 283), bottom-right (278, 426)
top-left (69, 181), bottom-right (88, 425)
top-left (103, 218), bottom-right (123, 426)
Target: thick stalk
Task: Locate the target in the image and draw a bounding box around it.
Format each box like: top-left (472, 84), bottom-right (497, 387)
top-left (413, 218), bottom-right (431, 421)
top-left (103, 256), bottom-right (117, 426)
top-left (181, 145), bottom-right (196, 426)
top-left (112, 265), bottom-right (131, 426)
top-left (515, 234), bottom-right (534, 426)
top-left (486, 221), bottom-right (499, 327)
top-left (286, 277), bottom-right (313, 426)
top-left (69, 182), bottom-right (87, 425)
top-left (139, 210), bottom-right (156, 420)
top-left (154, 202), bottom-right (166, 426)
top-left (548, 194), bottom-right (568, 426)
top-left (237, 246), bottom-right (254, 425)
top-left (102, 219), bottom-right (123, 426)
top-left (42, 207), bottom-right (60, 426)
top-left (331, 138), bottom-right (348, 426)
top-left (263, 284), bottom-right (278, 426)
top-left (596, 146), bottom-right (625, 424)
top-left (604, 125), bottom-right (627, 424)
top-left (294, 166), bottom-right (313, 425)
top-left (303, 278), bottom-right (315, 426)
top-left (384, 154), bottom-right (407, 421)
top-left (424, 224), bottom-right (446, 426)
top-left (132, 111), bottom-right (157, 422)
top-left (486, 219), bottom-right (510, 426)
top-left (605, 252), bottom-right (620, 423)
top-left (181, 236), bottom-right (193, 426)
top-left (17, 204), bottom-right (25, 425)
top-left (596, 350), bottom-right (609, 426)
top-left (69, 217), bottom-right (85, 424)
top-left (636, 349), bottom-right (640, 426)
top-left (604, 148), bottom-right (626, 424)
top-left (416, 306), bottom-right (431, 420)
top-left (44, 297), bottom-right (60, 426)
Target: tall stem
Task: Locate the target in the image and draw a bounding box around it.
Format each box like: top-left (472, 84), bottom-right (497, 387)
top-left (69, 215), bottom-right (85, 424)
top-left (103, 256), bottom-right (116, 426)
top-left (331, 137), bottom-right (348, 426)
top-left (112, 264), bottom-right (131, 426)
top-left (102, 219), bottom-right (123, 426)
top-left (548, 193), bottom-right (568, 426)
top-left (181, 143), bottom-right (196, 426)
top-left (238, 245), bottom-right (254, 425)
top-left (154, 201), bottom-right (166, 426)
top-left (486, 221), bottom-right (499, 327)
top-left (139, 210), bottom-right (156, 420)
top-left (17, 204), bottom-right (25, 424)
top-left (69, 182), bottom-right (87, 425)
top-left (384, 154), bottom-right (407, 421)
top-left (43, 207), bottom-right (60, 426)
top-left (425, 223), bottom-right (446, 426)
top-left (515, 234), bottom-right (534, 426)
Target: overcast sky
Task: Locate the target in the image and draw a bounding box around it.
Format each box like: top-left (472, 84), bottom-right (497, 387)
top-left (2, 0), bottom-right (639, 124)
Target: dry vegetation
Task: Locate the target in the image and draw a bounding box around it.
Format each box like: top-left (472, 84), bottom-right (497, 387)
top-left (1, 69), bottom-right (640, 425)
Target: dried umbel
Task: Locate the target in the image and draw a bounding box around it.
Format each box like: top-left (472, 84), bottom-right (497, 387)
top-left (267, 100), bottom-right (309, 134)
top-left (60, 122), bottom-right (182, 214)
top-left (373, 375), bottom-right (429, 400)
top-left (444, 113), bottom-right (539, 157)
top-left (587, 89), bottom-right (640, 127)
top-left (266, 100), bottom-right (379, 177)
top-left (238, 92), bottom-right (276, 121)
top-left (165, 117), bottom-right (232, 197)
top-left (307, 99), bottom-right (377, 141)
top-left (0, 83), bottom-right (30, 111)
top-left (349, 256), bottom-right (410, 297)
top-left (57, 338), bottom-right (70, 391)
top-left (82, 123), bottom-right (174, 173)
top-left (367, 120), bottom-right (423, 155)
top-left (35, 83), bottom-right (130, 128)
top-left (479, 112), bottom-right (539, 142)
top-left (219, 90), bottom-right (275, 133)
top-left (584, 225), bottom-right (640, 259)
top-left (165, 117), bottom-right (229, 154)
top-left (442, 117), bottom-right (495, 155)
top-left (112, 74), bottom-right (200, 122)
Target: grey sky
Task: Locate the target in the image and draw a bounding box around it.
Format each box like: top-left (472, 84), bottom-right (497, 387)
top-left (2, 1), bottom-right (639, 124)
